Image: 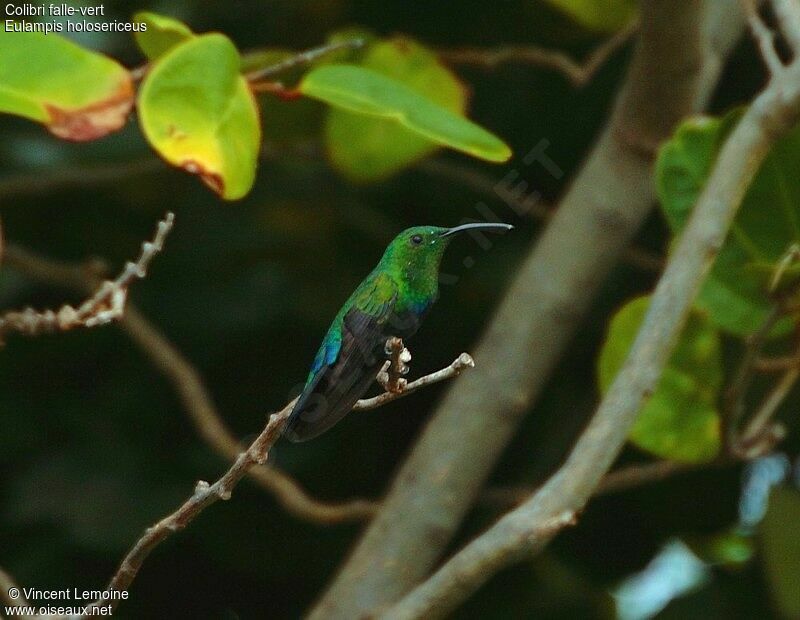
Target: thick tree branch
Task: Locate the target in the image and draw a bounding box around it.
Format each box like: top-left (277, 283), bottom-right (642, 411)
top-left (380, 12), bottom-right (800, 618)
top-left (310, 3), bottom-right (747, 617)
top-left (438, 20), bottom-right (637, 87)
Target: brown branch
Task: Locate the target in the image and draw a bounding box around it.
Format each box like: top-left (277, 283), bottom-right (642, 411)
top-left (310, 4), bottom-right (748, 616)
top-left (723, 306), bottom-right (784, 448)
top-left (244, 38), bottom-right (364, 83)
top-left (73, 401), bottom-right (294, 618)
top-left (3, 248), bottom-right (378, 525)
top-left (438, 20), bottom-right (637, 87)
top-left (480, 459), bottom-right (698, 507)
top-left (380, 8), bottom-right (800, 616)
top-left (120, 307), bottom-right (380, 525)
top-left (0, 213), bottom-right (173, 344)
top-left (0, 158), bottom-right (163, 199)
top-left (358, 352), bottom-right (475, 410)
top-left (67, 352), bottom-right (473, 618)
top-left (734, 326), bottom-right (800, 455)
top-left (2, 243), bottom-right (476, 612)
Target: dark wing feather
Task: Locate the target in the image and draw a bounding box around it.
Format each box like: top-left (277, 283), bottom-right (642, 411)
top-left (284, 278), bottom-right (397, 442)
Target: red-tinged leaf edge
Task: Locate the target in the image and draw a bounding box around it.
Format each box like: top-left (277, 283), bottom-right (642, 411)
top-left (44, 79), bottom-right (134, 142)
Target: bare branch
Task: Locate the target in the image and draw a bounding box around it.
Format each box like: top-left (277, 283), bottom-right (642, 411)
top-left (71, 400), bottom-right (293, 618)
top-left (244, 39), bottom-right (364, 83)
top-left (64, 349), bottom-right (473, 618)
top-left (381, 34), bottom-right (800, 620)
top-left (357, 353), bottom-right (475, 410)
top-left (438, 20), bottom-right (637, 87)
top-left (481, 459), bottom-right (700, 508)
top-left (310, 4), bottom-right (749, 616)
top-left (723, 304), bottom-right (783, 450)
top-left (120, 307), bottom-right (380, 525)
top-left (4, 246), bottom-right (380, 525)
top-left (0, 213), bottom-right (173, 343)
top-left (734, 329), bottom-right (800, 454)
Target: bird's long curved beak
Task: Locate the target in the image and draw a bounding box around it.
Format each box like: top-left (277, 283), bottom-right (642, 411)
top-left (440, 222), bottom-right (514, 237)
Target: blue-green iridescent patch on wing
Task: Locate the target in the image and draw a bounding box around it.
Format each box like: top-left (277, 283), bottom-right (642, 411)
top-left (307, 326), bottom-right (343, 382)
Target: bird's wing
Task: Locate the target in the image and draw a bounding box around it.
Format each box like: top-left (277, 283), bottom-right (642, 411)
top-left (284, 273), bottom-right (398, 442)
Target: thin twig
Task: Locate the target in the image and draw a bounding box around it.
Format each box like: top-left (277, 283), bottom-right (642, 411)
top-left (65, 352), bottom-right (473, 619)
top-left (0, 213), bottom-right (173, 343)
top-left (438, 20), bottom-right (637, 87)
top-left (71, 401), bottom-right (294, 618)
top-left (744, 0), bottom-right (785, 74)
top-left (358, 353), bottom-right (475, 410)
top-left (736, 331), bottom-right (800, 453)
top-left (482, 460), bottom-right (701, 508)
top-left (120, 307), bottom-right (380, 524)
top-left (0, 158), bottom-right (163, 199)
top-left (2, 249), bottom-right (376, 526)
top-left (723, 304), bottom-right (783, 452)
top-left (245, 38), bottom-right (364, 83)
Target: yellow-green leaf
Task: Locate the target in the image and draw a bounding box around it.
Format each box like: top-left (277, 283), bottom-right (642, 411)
top-left (138, 34), bottom-right (261, 200)
top-left (598, 296), bottom-right (722, 463)
top-left (542, 0), bottom-right (637, 32)
top-left (300, 62), bottom-right (511, 177)
top-left (0, 29), bottom-right (133, 141)
top-left (133, 11), bottom-right (194, 60)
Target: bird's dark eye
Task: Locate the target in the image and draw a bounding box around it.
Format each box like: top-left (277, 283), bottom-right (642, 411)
top-left (410, 234), bottom-right (423, 246)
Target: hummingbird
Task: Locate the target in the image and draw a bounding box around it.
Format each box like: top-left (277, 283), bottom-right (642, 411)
top-left (284, 222), bottom-right (513, 442)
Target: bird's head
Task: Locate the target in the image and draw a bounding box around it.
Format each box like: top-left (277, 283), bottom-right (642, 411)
top-left (382, 222), bottom-right (514, 280)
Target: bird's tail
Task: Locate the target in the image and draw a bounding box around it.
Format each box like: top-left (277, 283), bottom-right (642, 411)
top-left (283, 360), bottom-right (383, 442)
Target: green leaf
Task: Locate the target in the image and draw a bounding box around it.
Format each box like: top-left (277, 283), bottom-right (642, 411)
top-left (133, 11), bottom-right (194, 60)
top-left (598, 296), bottom-right (722, 463)
top-left (138, 34), bottom-right (261, 200)
top-left (541, 0), bottom-right (637, 32)
top-left (760, 488), bottom-right (800, 618)
top-left (657, 111), bottom-right (800, 336)
top-left (300, 58), bottom-right (511, 180)
top-left (317, 37), bottom-right (472, 181)
top-left (0, 29), bottom-right (133, 141)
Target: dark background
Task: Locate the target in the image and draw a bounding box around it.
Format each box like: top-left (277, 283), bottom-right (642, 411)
top-left (0, 1), bottom-right (795, 618)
